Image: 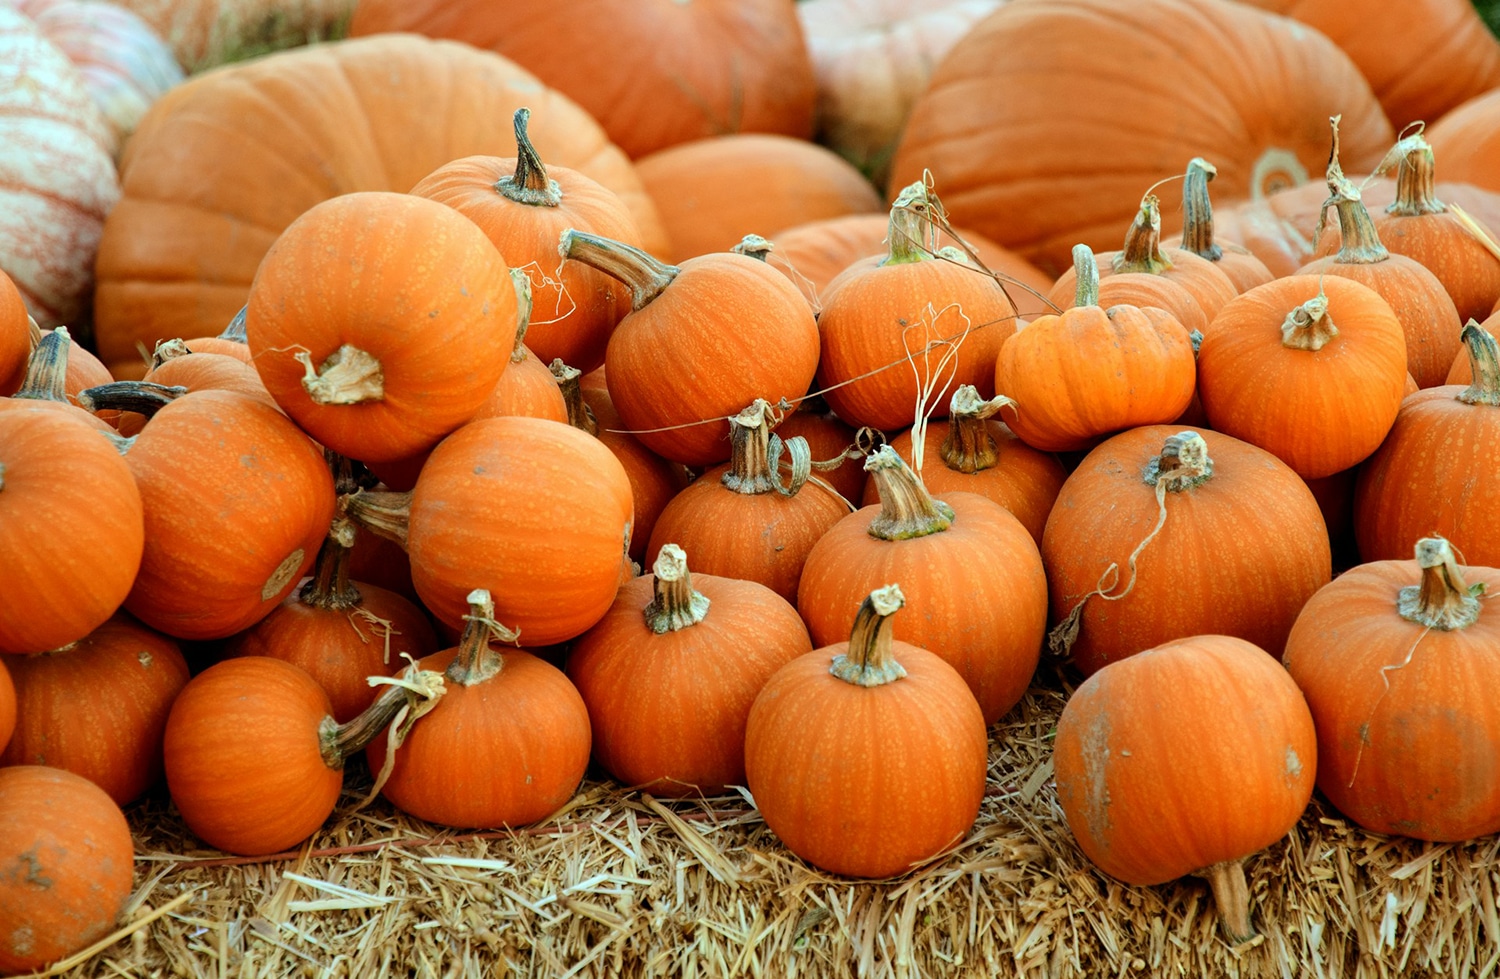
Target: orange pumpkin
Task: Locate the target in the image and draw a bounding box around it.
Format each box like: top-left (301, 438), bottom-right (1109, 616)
top-left (0, 270), bottom-right (29, 396)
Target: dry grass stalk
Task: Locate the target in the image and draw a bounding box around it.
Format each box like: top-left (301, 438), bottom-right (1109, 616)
top-left (35, 682), bottom-right (1499, 979)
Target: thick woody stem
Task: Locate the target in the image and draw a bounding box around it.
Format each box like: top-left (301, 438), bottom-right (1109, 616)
top-left (342, 490), bottom-right (412, 550)
top-left (828, 584), bottom-right (909, 687)
top-left (1280, 293), bottom-right (1339, 352)
top-left (76, 380), bottom-right (188, 417)
top-left (863, 445), bottom-right (955, 540)
top-left (1458, 320), bottom-right (1500, 406)
top-left (496, 107), bottom-right (563, 207)
top-left (1387, 130), bottom-right (1447, 217)
top-left (1397, 536), bottom-right (1482, 630)
top-left (1113, 195), bottom-right (1173, 275)
top-left (939, 384), bottom-right (1016, 473)
top-left (731, 235), bottom-right (775, 262)
top-left (560, 229), bottom-right (680, 311)
top-left (551, 359), bottom-right (597, 434)
top-left (1179, 158), bottom-right (1222, 261)
top-left (1197, 860), bottom-right (1256, 945)
top-left (643, 544), bottom-right (711, 633)
top-left (1072, 244), bottom-right (1100, 308)
top-left (885, 181), bottom-right (941, 265)
top-left (447, 589), bottom-right (520, 686)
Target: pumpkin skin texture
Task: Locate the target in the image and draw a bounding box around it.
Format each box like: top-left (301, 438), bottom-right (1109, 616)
top-left (1426, 88), bottom-right (1500, 195)
top-left (1196, 275), bottom-right (1408, 480)
top-left (799, 447), bottom-right (1048, 725)
top-left (348, 0), bottom-right (816, 161)
top-left (122, 389), bottom-right (335, 641)
top-left (1, 613), bottom-right (187, 805)
top-left (889, 0), bottom-right (1393, 276)
top-left (1043, 428), bottom-right (1331, 676)
top-left (0, 6), bottom-right (119, 328)
top-left (566, 545), bottom-right (812, 797)
top-left (92, 34), bottom-right (667, 377)
top-left (1283, 539), bottom-right (1500, 841)
top-left (1054, 634), bottom-right (1317, 944)
top-left (246, 191), bottom-right (516, 465)
top-left (745, 585), bottom-right (988, 879)
top-left (0, 765), bottom-right (134, 974)
top-left (0, 259), bottom-right (32, 397)
top-left (0, 408), bottom-right (143, 655)
top-left (0, 660), bottom-right (13, 751)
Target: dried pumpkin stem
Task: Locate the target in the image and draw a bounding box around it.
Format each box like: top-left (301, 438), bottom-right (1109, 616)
top-left (864, 444), bottom-right (955, 540)
top-left (643, 544), bottom-right (711, 633)
top-left (1143, 430), bottom-right (1215, 490)
top-left (150, 337), bottom-right (193, 369)
top-left (1179, 158), bottom-right (1221, 261)
top-left (1071, 244), bottom-right (1100, 308)
top-left (1113, 195), bottom-right (1172, 275)
top-left (939, 384), bottom-right (1015, 473)
top-left (560, 229), bottom-right (680, 311)
top-left (341, 489), bottom-right (412, 550)
top-left (496, 107), bottom-right (563, 207)
top-left (449, 588), bottom-right (521, 686)
top-left (1458, 320), bottom-right (1500, 406)
top-left (300, 523), bottom-right (362, 611)
top-left (1197, 859), bottom-right (1256, 945)
top-left (884, 181), bottom-right (940, 265)
top-left (75, 380), bottom-right (188, 416)
top-left (1280, 293), bottom-right (1339, 352)
top-left (509, 268), bottom-right (535, 363)
top-left (551, 358), bottom-right (597, 434)
top-left (317, 670), bottom-right (440, 768)
top-left (1398, 536), bottom-right (1483, 630)
top-left (297, 344), bottom-right (384, 405)
top-left (12, 326), bottom-right (72, 403)
top-left (1322, 175), bottom-right (1389, 265)
top-left (829, 584), bottom-right (908, 687)
top-left (1386, 132), bottom-right (1446, 217)
top-left (731, 235), bottom-right (774, 262)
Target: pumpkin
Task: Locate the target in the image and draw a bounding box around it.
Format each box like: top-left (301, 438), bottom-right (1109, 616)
top-left (889, 0), bottom-right (1393, 275)
top-left (111, 340), bottom-right (273, 437)
top-left (368, 589), bottom-right (592, 829)
top-left (410, 108), bottom-right (638, 375)
top-left (744, 584), bottom-right (988, 878)
top-left (163, 655), bottom-right (438, 855)
top-left (344, 415), bottom-right (634, 645)
top-left (245, 191), bottom-right (516, 465)
top-left (1, 612), bottom-right (187, 804)
top-left (565, 229), bottom-right (820, 467)
top-left (1163, 157), bottom-right (1275, 293)
top-left (470, 274), bottom-right (568, 425)
top-left (0, 660), bottom-right (13, 750)
top-left (92, 33), bottom-right (667, 377)
top-left (798, 444), bottom-right (1048, 724)
top-left (566, 544), bottom-right (811, 797)
top-left (1054, 633), bottom-right (1317, 944)
top-left (0, 5), bottom-right (118, 328)
top-left (1196, 274), bottom-right (1408, 480)
top-left (0, 326), bottom-right (117, 435)
top-left (0, 765), bottom-right (134, 974)
top-left (10, 0), bottom-right (183, 151)
top-left (1042, 428), bottom-right (1331, 676)
top-left (0, 407), bottom-right (142, 655)
top-left (1283, 536), bottom-right (1500, 841)
top-left (1353, 322), bottom-right (1500, 567)
top-left (866, 384), bottom-right (1065, 547)
top-left (796, 0), bottom-right (1005, 188)
top-left (635, 134), bottom-right (883, 264)
top-left (644, 400), bottom-right (849, 604)
top-left (347, 0), bottom-right (816, 160)
top-left (815, 181), bottom-right (1017, 432)
top-left (1426, 87), bottom-right (1500, 193)
top-left (999, 245), bottom-right (1197, 453)
top-left (121, 389), bottom-right (335, 640)
top-left (0, 271), bottom-right (28, 396)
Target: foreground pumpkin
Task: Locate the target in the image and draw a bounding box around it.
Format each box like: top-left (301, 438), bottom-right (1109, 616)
top-left (1043, 428), bottom-right (1331, 675)
top-left (1, 612), bottom-right (187, 804)
top-left (1054, 634), bottom-right (1317, 944)
top-left (799, 444), bottom-right (1047, 724)
top-left (566, 544), bottom-right (812, 797)
top-left (0, 765), bottom-right (134, 974)
top-left (164, 655), bottom-right (441, 855)
top-left (1283, 536), bottom-right (1500, 841)
top-left (369, 589), bottom-right (591, 829)
top-left (744, 584), bottom-right (987, 878)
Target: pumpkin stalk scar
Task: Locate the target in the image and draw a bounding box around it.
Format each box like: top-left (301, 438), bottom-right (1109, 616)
top-left (1280, 292), bottom-right (1338, 351)
top-left (296, 344), bottom-right (384, 405)
top-left (17, 849), bottom-right (52, 888)
top-left (829, 584), bottom-right (908, 687)
top-left (643, 544), bottom-right (711, 633)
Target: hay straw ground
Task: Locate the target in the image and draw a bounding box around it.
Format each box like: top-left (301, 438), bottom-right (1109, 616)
top-left (29, 682), bottom-right (1500, 979)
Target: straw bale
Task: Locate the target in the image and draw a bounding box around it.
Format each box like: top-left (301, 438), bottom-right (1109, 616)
top-left (27, 680), bottom-right (1498, 979)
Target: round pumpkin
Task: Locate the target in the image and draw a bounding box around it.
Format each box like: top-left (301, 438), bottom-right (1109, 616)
top-left (0, 269), bottom-right (29, 396)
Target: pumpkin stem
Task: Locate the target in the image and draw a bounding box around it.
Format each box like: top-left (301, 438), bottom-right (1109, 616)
top-left (1316, 144), bottom-right (1389, 265)
top-left (731, 235), bottom-right (775, 262)
top-left (318, 660), bottom-right (446, 767)
top-left (1280, 290), bottom-right (1339, 352)
top-left (863, 444), bottom-right (955, 540)
top-left (342, 490), bottom-right (412, 550)
top-left (1397, 536), bottom-right (1483, 630)
top-left (11, 326), bottom-right (73, 403)
top-left (448, 588), bottom-right (521, 686)
top-left (643, 543), bottom-right (712, 633)
top-left (300, 521), bottom-right (362, 611)
top-left (508, 268), bottom-right (535, 364)
top-left (1142, 431), bottom-right (1214, 491)
top-left (939, 384), bottom-right (1016, 474)
top-left (75, 380), bottom-right (188, 417)
top-left (884, 181), bottom-right (941, 265)
top-left (720, 400), bottom-right (813, 497)
top-left (550, 358), bottom-right (597, 434)
top-left (1197, 859), bottom-right (1256, 945)
top-left (829, 584), bottom-right (909, 687)
top-left (1112, 195), bottom-right (1172, 275)
top-left (1385, 130), bottom-right (1446, 217)
top-left (560, 229), bottom-right (680, 311)
top-left (1071, 244), bottom-right (1100, 307)
top-left (1179, 158), bottom-right (1222, 261)
top-left (296, 344), bottom-right (384, 405)
top-left (1458, 320), bottom-right (1500, 406)
top-left (496, 107), bottom-right (563, 207)
top-left (222, 305), bottom-right (250, 344)
top-left (150, 337), bottom-right (193, 370)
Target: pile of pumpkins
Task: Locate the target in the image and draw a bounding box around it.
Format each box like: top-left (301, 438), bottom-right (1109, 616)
top-left (5, 0), bottom-right (1500, 973)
